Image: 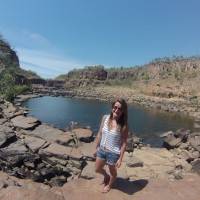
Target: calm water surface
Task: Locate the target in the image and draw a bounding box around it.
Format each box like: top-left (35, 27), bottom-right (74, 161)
top-left (21, 96), bottom-right (194, 147)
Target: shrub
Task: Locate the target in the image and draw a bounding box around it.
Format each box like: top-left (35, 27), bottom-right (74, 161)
top-left (4, 85), bottom-right (32, 102)
top-left (0, 68), bottom-right (32, 101)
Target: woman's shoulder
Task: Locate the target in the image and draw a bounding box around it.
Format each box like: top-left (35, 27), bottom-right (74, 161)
top-left (103, 114), bottom-right (109, 119)
top-left (103, 114), bottom-right (109, 118)
top-left (102, 114), bottom-right (109, 123)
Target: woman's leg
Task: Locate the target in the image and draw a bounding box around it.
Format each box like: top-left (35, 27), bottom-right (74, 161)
top-left (95, 158), bottom-right (110, 181)
top-left (103, 164), bottom-right (117, 191)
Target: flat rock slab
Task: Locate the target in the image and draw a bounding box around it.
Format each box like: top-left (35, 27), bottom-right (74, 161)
top-left (0, 186), bottom-right (63, 200)
top-left (133, 147), bottom-right (175, 166)
top-left (72, 128), bottom-right (93, 141)
top-left (30, 125), bottom-right (64, 142)
top-left (61, 176), bottom-right (200, 200)
top-left (24, 135), bottom-right (47, 153)
top-left (78, 141), bottom-right (95, 160)
top-left (123, 147), bottom-right (191, 180)
top-left (39, 143), bottom-right (83, 160)
top-left (11, 115), bottom-right (40, 129)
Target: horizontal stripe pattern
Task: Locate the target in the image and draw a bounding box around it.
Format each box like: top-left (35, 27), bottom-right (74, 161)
top-left (100, 115), bottom-right (121, 154)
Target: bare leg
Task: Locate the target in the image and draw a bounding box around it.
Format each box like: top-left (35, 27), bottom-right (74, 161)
top-left (103, 164), bottom-right (117, 191)
top-left (95, 158), bottom-right (110, 181)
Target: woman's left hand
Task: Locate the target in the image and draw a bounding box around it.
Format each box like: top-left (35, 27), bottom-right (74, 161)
top-left (93, 150), bottom-right (97, 157)
top-left (115, 159), bottom-right (122, 169)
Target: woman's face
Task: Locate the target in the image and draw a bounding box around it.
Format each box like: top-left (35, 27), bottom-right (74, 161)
top-left (112, 101), bottom-right (123, 119)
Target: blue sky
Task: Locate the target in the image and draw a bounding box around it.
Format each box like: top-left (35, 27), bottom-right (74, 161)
top-left (0, 0), bottom-right (200, 79)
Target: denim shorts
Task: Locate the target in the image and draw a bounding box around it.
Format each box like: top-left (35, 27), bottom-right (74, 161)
top-left (97, 147), bottom-right (120, 165)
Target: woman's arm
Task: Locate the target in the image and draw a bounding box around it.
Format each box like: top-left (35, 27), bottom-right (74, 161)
top-left (93, 115), bottom-right (106, 157)
top-left (115, 127), bottom-right (128, 168)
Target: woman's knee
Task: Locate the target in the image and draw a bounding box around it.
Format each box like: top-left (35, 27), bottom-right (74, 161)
top-left (95, 167), bottom-right (101, 173)
top-left (95, 163), bottom-right (104, 173)
top-left (108, 166), bottom-right (117, 177)
top-left (110, 171), bottom-right (117, 177)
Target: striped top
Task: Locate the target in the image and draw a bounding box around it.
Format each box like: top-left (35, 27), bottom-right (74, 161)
top-left (100, 115), bottom-right (121, 154)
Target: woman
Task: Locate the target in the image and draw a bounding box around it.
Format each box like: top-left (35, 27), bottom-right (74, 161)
top-left (93, 99), bottom-right (128, 193)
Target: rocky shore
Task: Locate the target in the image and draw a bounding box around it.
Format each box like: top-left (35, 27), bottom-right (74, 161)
top-left (72, 86), bottom-right (200, 121)
top-left (0, 92), bottom-right (200, 199)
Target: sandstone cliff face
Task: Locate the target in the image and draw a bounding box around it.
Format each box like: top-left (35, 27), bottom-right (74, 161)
top-left (140, 59), bottom-right (200, 101)
top-left (106, 58), bottom-right (200, 80)
top-left (68, 67), bottom-right (107, 80)
top-left (64, 59), bottom-right (200, 84)
top-left (64, 58), bottom-right (200, 103)
top-left (65, 67), bottom-right (107, 89)
top-left (145, 59), bottom-right (199, 77)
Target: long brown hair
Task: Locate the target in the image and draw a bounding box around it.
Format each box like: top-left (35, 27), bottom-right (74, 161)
top-left (108, 99), bottom-right (128, 132)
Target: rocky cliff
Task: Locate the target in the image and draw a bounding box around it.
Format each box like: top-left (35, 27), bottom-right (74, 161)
top-left (0, 34), bottom-right (45, 84)
top-left (63, 57), bottom-right (200, 103)
top-left (0, 35), bottom-right (47, 101)
top-left (64, 57), bottom-right (200, 85)
top-left (0, 34), bottom-right (19, 71)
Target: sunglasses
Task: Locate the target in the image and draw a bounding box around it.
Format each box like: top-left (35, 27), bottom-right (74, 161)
top-left (112, 105), bottom-right (123, 112)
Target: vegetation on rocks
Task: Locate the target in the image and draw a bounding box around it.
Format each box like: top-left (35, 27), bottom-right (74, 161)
top-left (0, 67), bottom-right (32, 101)
top-left (0, 34), bottom-right (19, 71)
top-left (0, 34), bottom-right (41, 101)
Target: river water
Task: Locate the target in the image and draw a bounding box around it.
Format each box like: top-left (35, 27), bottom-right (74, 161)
top-left (21, 96), bottom-right (194, 147)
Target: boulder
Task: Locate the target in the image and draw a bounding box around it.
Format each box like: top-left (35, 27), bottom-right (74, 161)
top-left (0, 141), bottom-right (35, 168)
top-left (48, 175), bottom-right (67, 187)
top-left (126, 135), bottom-right (134, 152)
top-left (163, 135), bottom-right (183, 149)
top-left (180, 150), bottom-right (197, 163)
top-left (191, 159), bottom-right (200, 175)
top-left (56, 132), bottom-right (74, 146)
top-left (126, 134), bottom-right (143, 152)
top-left (162, 130), bottom-right (189, 149)
top-left (160, 131), bottom-right (174, 138)
top-left (71, 128), bottom-right (93, 143)
top-left (0, 125), bottom-right (16, 148)
top-left (189, 136), bottom-right (200, 151)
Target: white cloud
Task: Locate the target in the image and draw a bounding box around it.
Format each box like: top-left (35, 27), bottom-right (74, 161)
top-left (2, 28), bottom-right (91, 78)
top-left (17, 47), bottom-right (88, 79)
top-left (21, 29), bottom-right (50, 46)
